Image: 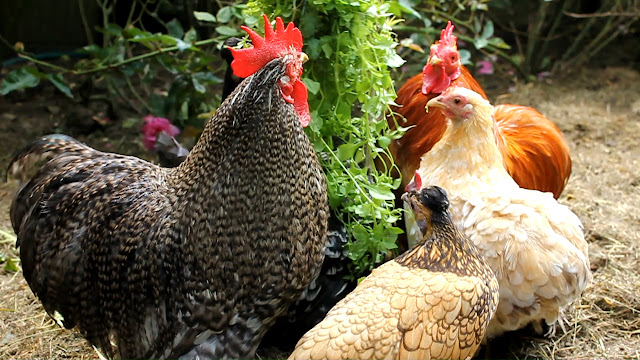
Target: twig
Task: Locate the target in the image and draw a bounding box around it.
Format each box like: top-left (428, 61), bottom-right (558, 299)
top-left (565, 10), bottom-right (640, 18)
top-left (15, 38), bottom-right (218, 76)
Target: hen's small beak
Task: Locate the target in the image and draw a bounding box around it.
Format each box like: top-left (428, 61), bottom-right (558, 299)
top-left (426, 96), bottom-right (445, 110)
top-left (300, 52), bottom-right (309, 64)
top-left (428, 55), bottom-right (442, 66)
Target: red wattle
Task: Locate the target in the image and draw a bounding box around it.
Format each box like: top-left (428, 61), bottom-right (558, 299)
top-left (292, 80), bottom-right (310, 127)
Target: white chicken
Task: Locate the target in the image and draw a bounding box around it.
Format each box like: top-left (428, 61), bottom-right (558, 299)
top-left (405, 86), bottom-right (591, 338)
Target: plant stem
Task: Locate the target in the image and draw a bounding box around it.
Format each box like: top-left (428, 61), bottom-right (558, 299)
top-left (526, 1), bottom-right (550, 76)
top-left (537, 0), bottom-right (573, 72)
top-left (124, 75), bottom-right (153, 113)
top-left (77, 0), bottom-right (95, 45)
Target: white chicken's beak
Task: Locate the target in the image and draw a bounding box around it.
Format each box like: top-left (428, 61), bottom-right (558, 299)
top-left (426, 96), bottom-right (446, 111)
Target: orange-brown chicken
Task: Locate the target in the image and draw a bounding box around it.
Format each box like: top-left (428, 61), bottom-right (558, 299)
top-left (390, 22), bottom-right (571, 198)
top-left (289, 185), bottom-right (499, 360)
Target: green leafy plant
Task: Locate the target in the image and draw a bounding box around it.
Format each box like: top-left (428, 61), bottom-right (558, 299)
top-left (243, 0), bottom-right (409, 276)
top-left (0, 229), bottom-right (19, 273)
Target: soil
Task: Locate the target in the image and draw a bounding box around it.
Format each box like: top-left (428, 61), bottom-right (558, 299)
top-left (1, 65), bottom-right (639, 359)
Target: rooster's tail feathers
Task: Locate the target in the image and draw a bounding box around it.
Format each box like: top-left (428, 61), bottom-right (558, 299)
top-left (6, 134), bottom-right (93, 183)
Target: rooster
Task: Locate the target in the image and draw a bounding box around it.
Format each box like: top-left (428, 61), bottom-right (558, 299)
top-left (8, 15), bottom-right (328, 360)
top-left (405, 87), bottom-right (590, 338)
top-left (289, 185), bottom-right (499, 360)
top-left (390, 22), bottom-right (571, 199)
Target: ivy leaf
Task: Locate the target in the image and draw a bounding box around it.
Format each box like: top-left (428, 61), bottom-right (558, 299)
top-left (193, 11), bottom-right (217, 23)
top-left (0, 67), bottom-right (41, 95)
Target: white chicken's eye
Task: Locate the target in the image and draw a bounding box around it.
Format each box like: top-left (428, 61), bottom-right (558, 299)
top-left (453, 98), bottom-right (462, 105)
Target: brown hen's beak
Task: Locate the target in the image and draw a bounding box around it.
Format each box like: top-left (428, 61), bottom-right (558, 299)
top-left (426, 96), bottom-right (445, 111)
top-left (300, 52), bottom-right (309, 64)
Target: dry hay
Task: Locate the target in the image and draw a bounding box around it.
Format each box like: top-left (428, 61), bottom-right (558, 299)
top-left (0, 66), bottom-right (639, 359)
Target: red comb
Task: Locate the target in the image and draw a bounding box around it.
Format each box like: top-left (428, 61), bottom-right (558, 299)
top-left (438, 21), bottom-right (457, 48)
top-left (230, 15), bottom-right (303, 78)
top-left (405, 171), bottom-right (423, 192)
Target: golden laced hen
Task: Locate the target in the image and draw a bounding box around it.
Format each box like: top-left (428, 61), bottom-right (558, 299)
top-left (8, 15), bottom-right (328, 360)
top-left (289, 184), bottom-right (499, 360)
top-left (405, 87), bottom-right (590, 338)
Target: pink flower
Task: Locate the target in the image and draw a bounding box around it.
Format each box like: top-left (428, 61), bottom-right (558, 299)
top-left (477, 60), bottom-right (494, 75)
top-left (141, 116), bottom-right (180, 150)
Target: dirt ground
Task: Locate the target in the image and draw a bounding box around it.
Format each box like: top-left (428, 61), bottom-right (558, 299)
top-left (1, 66), bottom-right (639, 359)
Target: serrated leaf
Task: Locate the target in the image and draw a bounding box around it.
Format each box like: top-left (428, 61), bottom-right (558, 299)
top-left (215, 26), bottom-right (241, 37)
top-left (386, 53), bottom-right (405, 68)
top-left (488, 37), bottom-right (511, 49)
top-left (166, 19), bottom-right (184, 39)
top-left (3, 257), bottom-right (19, 272)
top-left (377, 135), bottom-right (391, 148)
top-left (0, 67), bottom-right (40, 95)
top-left (176, 39), bottom-right (191, 52)
top-left (367, 185), bottom-right (396, 200)
top-left (122, 117), bottom-right (140, 128)
top-left (481, 20), bottom-right (494, 40)
top-left (459, 49), bottom-right (472, 65)
top-left (303, 77), bottom-right (320, 95)
top-left (45, 73), bottom-right (73, 98)
top-left (183, 28), bottom-right (198, 43)
top-left (217, 6), bottom-right (232, 23)
top-left (474, 37), bottom-right (489, 50)
top-left (337, 143), bottom-right (359, 161)
top-left (193, 11), bottom-right (217, 23)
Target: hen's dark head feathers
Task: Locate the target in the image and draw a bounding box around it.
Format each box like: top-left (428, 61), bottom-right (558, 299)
top-left (418, 186), bottom-right (449, 215)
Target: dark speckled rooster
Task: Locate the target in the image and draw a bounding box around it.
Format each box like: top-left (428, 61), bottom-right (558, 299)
top-left (7, 15), bottom-right (328, 360)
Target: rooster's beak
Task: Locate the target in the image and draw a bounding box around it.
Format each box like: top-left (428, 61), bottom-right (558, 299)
top-left (300, 52), bottom-right (309, 64)
top-left (428, 55), bottom-right (442, 66)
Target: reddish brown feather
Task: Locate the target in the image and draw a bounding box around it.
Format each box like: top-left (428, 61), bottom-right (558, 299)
top-left (390, 65), bottom-right (571, 198)
top-left (494, 104), bottom-right (571, 198)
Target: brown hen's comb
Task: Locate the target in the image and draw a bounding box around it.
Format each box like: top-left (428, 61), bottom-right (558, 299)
top-left (405, 171), bottom-right (423, 192)
top-left (230, 14), bottom-right (303, 78)
top-left (438, 21), bottom-right (457, 48)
